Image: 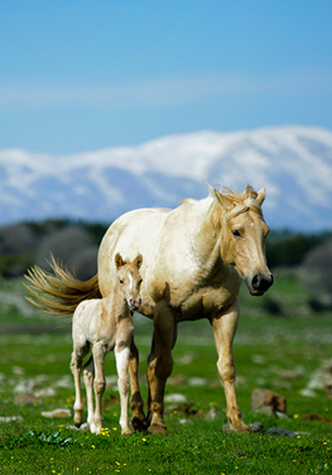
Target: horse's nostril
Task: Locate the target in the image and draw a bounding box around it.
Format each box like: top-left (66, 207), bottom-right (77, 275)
top-left (252, 274), bottom-right (274, 292)
top-left (252, 275), bottom-right (260, 290)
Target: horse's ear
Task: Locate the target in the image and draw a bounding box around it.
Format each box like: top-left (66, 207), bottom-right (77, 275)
top-left (214, 188), bottom-right (233, 210)
top-left (256, 188), bottom-right (266, 206)
top-left (134, 253), bottom-right (143, 269)
top-left (115, 253), bottom-right (125, 268)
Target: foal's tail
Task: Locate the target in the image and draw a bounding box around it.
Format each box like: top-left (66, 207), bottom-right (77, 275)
top-left (24, 255), bottom-right (101, 318)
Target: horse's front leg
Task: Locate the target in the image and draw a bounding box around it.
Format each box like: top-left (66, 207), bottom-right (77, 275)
top-left (115, 342), bottom-right (132, 435)
top-left (129, 338), bottom-right (147, 431)
top-left (210, 299), bottom-right (248, 433)
top-left (147, 300), bottom-right (177, 434)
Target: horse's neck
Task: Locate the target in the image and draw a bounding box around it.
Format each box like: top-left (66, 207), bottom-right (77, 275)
top-left (188, 198), bottom-right (224, 275)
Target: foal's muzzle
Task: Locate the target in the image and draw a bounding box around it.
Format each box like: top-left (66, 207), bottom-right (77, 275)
top-left (128, 297), bottom-right (142, 311)
top-left (247, 273), bottom-right (274, 296)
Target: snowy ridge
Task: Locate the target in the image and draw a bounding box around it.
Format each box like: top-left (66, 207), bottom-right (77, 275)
top-left (1, 125), bottom-right (332, 230)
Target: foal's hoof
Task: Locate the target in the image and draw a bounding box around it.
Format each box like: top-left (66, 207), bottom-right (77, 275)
top-left (131, 416), bottom-right (148, 432)
top-left (74, 421), bottom-right (82, 429)
top-left (222, 422), bottom-right (249, 434)
top-left (147, 423), bottom-right (167, 434)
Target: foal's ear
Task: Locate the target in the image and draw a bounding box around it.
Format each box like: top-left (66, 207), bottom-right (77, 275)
top-left (133, 253), bottom-right (143, 270)
top-left (115, 253), bottom-right (125, 268)
top-left (256, 188), bottom-right (266, 206)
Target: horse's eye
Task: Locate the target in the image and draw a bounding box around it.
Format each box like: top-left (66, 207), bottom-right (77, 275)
top-left (139, 279), bottom-right (143, 285)
top-left (232, 229), bottom-right (241, 237)
top-left (119, 279), bottom-right (124, 285)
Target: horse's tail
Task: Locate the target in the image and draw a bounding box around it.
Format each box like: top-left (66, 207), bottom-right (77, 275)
top-left (24, 255), bottom-right (101, 318)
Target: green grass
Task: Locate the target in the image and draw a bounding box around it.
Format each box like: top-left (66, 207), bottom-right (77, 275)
top-left (0, 275), bottom-right (331, 474)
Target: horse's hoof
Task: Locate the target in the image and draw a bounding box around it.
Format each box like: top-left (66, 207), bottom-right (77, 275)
top-left (121, 428), bottom-right (132, 436)
top-left (74, 420), bottom-right (82, 428)
top-left (147, 423), bottom-right (167, 434)
top-left (131, 416), bottom-right (148, 432)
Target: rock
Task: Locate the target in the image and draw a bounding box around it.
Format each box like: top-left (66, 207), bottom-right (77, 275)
top-left (266, 427), bottom-right (297, 438)
top-left (34, 387), bottom-right (56, 397)
top-left (13, 393), bottom-right (42, 406)
top-left (168, 375), bottom-right (186, 386)
top-left (41, 409), bottom-right (71, 418)
top-left (14, 379), bottom-right (38, 394)
top-left (165, 393), bottom-right (187, 404)
top-left (12, 366), bottom-right (25, 376)
top-left (205, 407), bottom-right (219, 421)
top-left (188, 377), bottom-right (207, 387)
top-left (105, 375), bottom-right (118, 388)
top-left (178, 402), bottom-right (197, 415)
top-left (68, 422), bottom-right (89, 431)
top-left (251, 354), bottom-right (266, 364)
top-left (178, 353), bottom-right (194, 365)
top-left (300, 388), bottom-right (317, 398)
top-left (54, 375), bottom-right (72, 389)
top-left (248, 422), bottom-right (264, 433)
top-left (0, 416), bottom-right (24, 423)
top-left (301, 413), bottom-right (331, 423)
top-left (278, 367), bottom-right (304, 380)
top-left (251, 388), bottom-right (287, 416)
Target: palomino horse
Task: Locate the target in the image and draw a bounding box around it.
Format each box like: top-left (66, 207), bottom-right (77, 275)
top-left (25, 185), bottom-right (273, 434)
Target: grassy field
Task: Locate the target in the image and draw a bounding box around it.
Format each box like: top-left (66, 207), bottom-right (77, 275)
top-left (0, 272), bottom-right (331, 474)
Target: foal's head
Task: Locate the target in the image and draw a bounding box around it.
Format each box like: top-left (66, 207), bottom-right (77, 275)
top-left (212, 186), bottom-right (273, 296)
top-left (114, 253), bottom-right (143, 311)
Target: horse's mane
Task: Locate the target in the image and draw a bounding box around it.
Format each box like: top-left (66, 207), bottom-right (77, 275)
top-left (218, 185), bottom-right (263, 219)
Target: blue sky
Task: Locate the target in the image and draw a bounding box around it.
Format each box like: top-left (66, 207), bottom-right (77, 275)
top-left (1, 0), bottom-right (332, 154)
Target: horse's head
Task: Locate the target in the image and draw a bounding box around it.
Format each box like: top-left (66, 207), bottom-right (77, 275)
top-left (114, 253), bottom-right (143, 310)
top-left (212, 185), bottom-right (273, 296)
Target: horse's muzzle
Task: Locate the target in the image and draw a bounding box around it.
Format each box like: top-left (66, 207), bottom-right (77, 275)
top-left (247, 273), bottom-right (274, 296)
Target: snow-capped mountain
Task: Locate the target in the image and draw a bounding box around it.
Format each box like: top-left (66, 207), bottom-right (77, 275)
top-left (1, 125), bottom-right (332, 230)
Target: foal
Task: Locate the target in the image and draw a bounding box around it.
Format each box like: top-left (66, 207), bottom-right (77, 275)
top-left (70, 253), bottom-right (143, 435)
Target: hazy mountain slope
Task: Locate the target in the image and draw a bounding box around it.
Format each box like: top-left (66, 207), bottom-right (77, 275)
top-left (1, 125), bottom-right (331, 230)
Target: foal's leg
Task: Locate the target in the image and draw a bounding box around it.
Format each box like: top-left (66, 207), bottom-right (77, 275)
top-left (147, 300), bottom-right (177, 434)
top-left (129, 339), bottom-right (147, 431)
top-left (92, 342), bottom-right (107, 434)
top-left (70, 342), bottom-right (89, 427)
top-left (83, 356), bottom-right (96, 433)
top-left (210, 299), bottom-right (248, 433)
top-left (115, 341), bottom-right (132, 435)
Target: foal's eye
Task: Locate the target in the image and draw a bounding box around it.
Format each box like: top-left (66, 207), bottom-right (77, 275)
top-left (232, 229), bottom-right (242, 237)
top-left (119, 279), bottom-right (124, 285)
top-left (139, 279), bottom-right (143, 285)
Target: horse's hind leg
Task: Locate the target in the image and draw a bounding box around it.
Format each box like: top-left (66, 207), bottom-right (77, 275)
top-left (147, 300), bottom-right (177, 434)
top-left (211, 300), bottom-right (248, 433)
top-left (129, 339), bottom-right (147, 431)
top-left (83, 355), bottom-right (96, 433)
